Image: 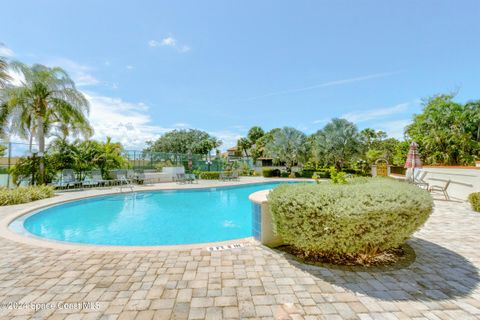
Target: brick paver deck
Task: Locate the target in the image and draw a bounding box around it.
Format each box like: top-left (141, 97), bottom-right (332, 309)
top-left (0, 198), bottom-right (479, 319)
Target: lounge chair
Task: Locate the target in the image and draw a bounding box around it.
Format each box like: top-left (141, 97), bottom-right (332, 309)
top-left (429, 180), bottom-right (451, 200)
top-left (219, 172), bottom-right (229, 181)
top-left (114, 170), bottom-right (132, 186)
top-left (176, 173), bottom-right (188, 184)
top-left (230, 172), bottom-right (239, 181)
top-left (134, 170), bottom-right (146, 184)
top-left (82, 171), bottom-right (99, 188)
top-left (186, 173), bottom-right (197, 184)
top-left (57, 169), bottom-right (81, 189)
top-left (83, 170), bottom-right (110, 188)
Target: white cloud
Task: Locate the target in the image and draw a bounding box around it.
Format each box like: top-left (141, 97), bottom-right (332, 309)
top-left (374, 119), bottom-right (411, 140)
top-left (173, 123), bottom-right (190, 128)
top-left (48, 58), bottom-right (99, 87)
top-left (312, 118), bottom-right (328, 125)
top-left (341, 103), bottom-right (409, 123)
top-left (208, 130), bottom-right (243, 150)
top-left (161, 37), bottom-right (177, 47)
top-left (0, 43), bottom-right (14, 57)
top-left (148, 36), bottom-right (191, 53)
top-left (238, 71), bottom-right (403, 102)
top-left (148, 40), bottom-right (161, 47)
top-left (126, 65), bottom-right (134, 70)
top-left (84, 92), bottom-right (172, 149)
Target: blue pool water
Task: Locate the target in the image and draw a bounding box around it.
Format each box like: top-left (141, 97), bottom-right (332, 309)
top-left (22, 182), bottom-right (298, 246)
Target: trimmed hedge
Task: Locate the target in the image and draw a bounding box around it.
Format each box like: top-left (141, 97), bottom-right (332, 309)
top-left (0, 185), bottom-right (55, 206)
top-left (468, 192), bottom-right (480, 212)
top-left (268, 178), bottom-right (433, 257)
top-left (262, 168), bottom-right (281, 177)
top-left (198, 171), bottom-right (232, 180)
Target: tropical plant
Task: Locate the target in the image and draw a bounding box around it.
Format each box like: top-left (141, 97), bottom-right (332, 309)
top-left (145, 129), bottom-right (221, 156)
top-left (0, 57), bottom-right (11, 88)
top-left (92, 137), bottom-right (129, 178)
top-left (329, 166), bottom-right (347, 184)
top-left (405, 94), bottom-right (480, 165)
top-left (0, 185), bottom-right (55, 206)
top-left (265, 127), bottom-right (309, 172)
top-left (247, 126), bottom-right (265, 144)
top-left (268, 178), bottom-right (433, 263)
top-left (312, 118), bottom-right (362, 170)
top-left (10, 155), bottom-right (56, 186)
top-left (0, 63), bottom-right (92, 183)
top-left (250, 128), bottom-right (279, 161)
top-left (0, 144), bottom-right (6, 157)
top-left (236, 137), bottom-right (252, 157)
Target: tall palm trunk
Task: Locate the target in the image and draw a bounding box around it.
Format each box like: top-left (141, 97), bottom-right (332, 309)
top-left (37, 115), bottom-right (45, 184)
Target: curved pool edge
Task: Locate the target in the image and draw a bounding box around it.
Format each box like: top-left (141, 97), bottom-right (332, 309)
top-left (0, 178), bottom-right (311, 251)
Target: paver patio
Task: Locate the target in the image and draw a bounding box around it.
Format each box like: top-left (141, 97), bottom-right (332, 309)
top-left (0, 191), bottom-right (479, 319)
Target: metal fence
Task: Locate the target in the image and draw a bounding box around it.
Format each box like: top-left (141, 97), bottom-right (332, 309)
top-left (0, 141), bottom-right (254, 187)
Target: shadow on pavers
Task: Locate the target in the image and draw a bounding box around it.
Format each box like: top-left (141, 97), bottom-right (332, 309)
top-left (275, 237), bottom-right (479, 301)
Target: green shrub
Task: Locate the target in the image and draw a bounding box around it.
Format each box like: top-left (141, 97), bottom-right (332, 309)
top-left (268, 178), bottom-right (433, 259)
top-left (329, 167), bottom-right (347, 184)
top-left (198, 171), bottom-right (233, 180)
top-left (300, 169), bottom-right (316, 178)
top-left (468, 192), bottom-right (480, 212)
top-left (262, 168), bottom-right (281, 177)
top-left (0, 185), bottom-right (55, 206)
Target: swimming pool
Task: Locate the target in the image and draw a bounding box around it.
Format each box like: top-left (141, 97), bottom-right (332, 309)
top-left (17, 182), bottom-right (297, 246)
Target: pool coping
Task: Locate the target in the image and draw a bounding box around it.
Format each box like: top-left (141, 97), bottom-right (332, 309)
top-left (0, 178), bottom-right (312, 252)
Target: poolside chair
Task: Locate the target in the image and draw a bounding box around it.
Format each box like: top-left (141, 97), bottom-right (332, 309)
top-left (84, 170), bottom-right (110, 188)
top-left (219, 172), bottom-right (228, 181)
top-left (115, 170), bottom-right (133, 186)
top-left (413, 170), bottom-right (429, 189)
top-left (134, 170), bottom-right (145, 184)
top-left (82, 171), bottom-right (99, 188)
top-left (186, 173), bottom-right (197, 184)
top-left (230, 172), bottom-right (239, 181)
top-left (429, 179), bottom-right (451, 200)
top-left (176, 173), bottom-right (188, 184)
top-left (59, 169), bottom-right (81, 189)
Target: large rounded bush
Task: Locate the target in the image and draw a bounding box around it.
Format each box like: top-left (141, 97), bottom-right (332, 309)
top-left (268, 178), bottom-right (433, 257)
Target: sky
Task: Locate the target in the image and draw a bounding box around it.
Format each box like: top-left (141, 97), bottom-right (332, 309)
top-left (1, 0), bottom-right (479, 150)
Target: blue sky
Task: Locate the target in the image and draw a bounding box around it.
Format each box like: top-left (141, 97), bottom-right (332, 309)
top-left (1, 1), bottom-right (479, 150)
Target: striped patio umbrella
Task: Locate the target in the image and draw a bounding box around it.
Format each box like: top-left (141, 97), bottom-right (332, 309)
top-left (404, 141), bottom-right (422, 181)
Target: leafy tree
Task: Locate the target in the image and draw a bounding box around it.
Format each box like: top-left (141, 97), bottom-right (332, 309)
top-left (251, 128), bottom-right (279, 161)
top-left (145, 129), bottom-right (221, 156)
top-left (236, 137), bottom-right (252, 157)
top-left (92, 137), bottom-right (129, 178)
top-left (406, 94), bottom-right (480, 165)
top-left (236, 126), bottom-right (265, 159)
top-left (0, 144), bottom-right (5, 157)
top-left (0, 58), bottom-right (11, 88)
top-left (247, 126), bottom-right (265, 144)
top-left (265, 127), bottom-right (309, 172)
top-left (312, 118), bottom-right (362, 170)
top-left (0, 63), bottom-right (92, 184)
top-left (48, 137), bottom-right (128, 179)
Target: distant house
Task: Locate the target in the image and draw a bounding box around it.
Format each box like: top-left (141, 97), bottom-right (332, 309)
top-left (224, 146), bottom-right (243, 159)
top-left (256, 157), bottom-right (273, 167)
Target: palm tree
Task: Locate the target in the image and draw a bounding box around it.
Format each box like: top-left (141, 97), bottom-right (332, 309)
top-left (237, 137), bottom-right (252, 157)
top-left (0, 62), bottom-right (92, 184)
top-left (0, 57), bottom-right (11, 88)
top-left (313, 118), bottom-right (362, 170)
top-left (265, 127), bottom-right (309, 172)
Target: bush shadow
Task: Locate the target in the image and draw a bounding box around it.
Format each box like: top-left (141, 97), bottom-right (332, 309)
top-left (278, 237), bottom-right (480, 301)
